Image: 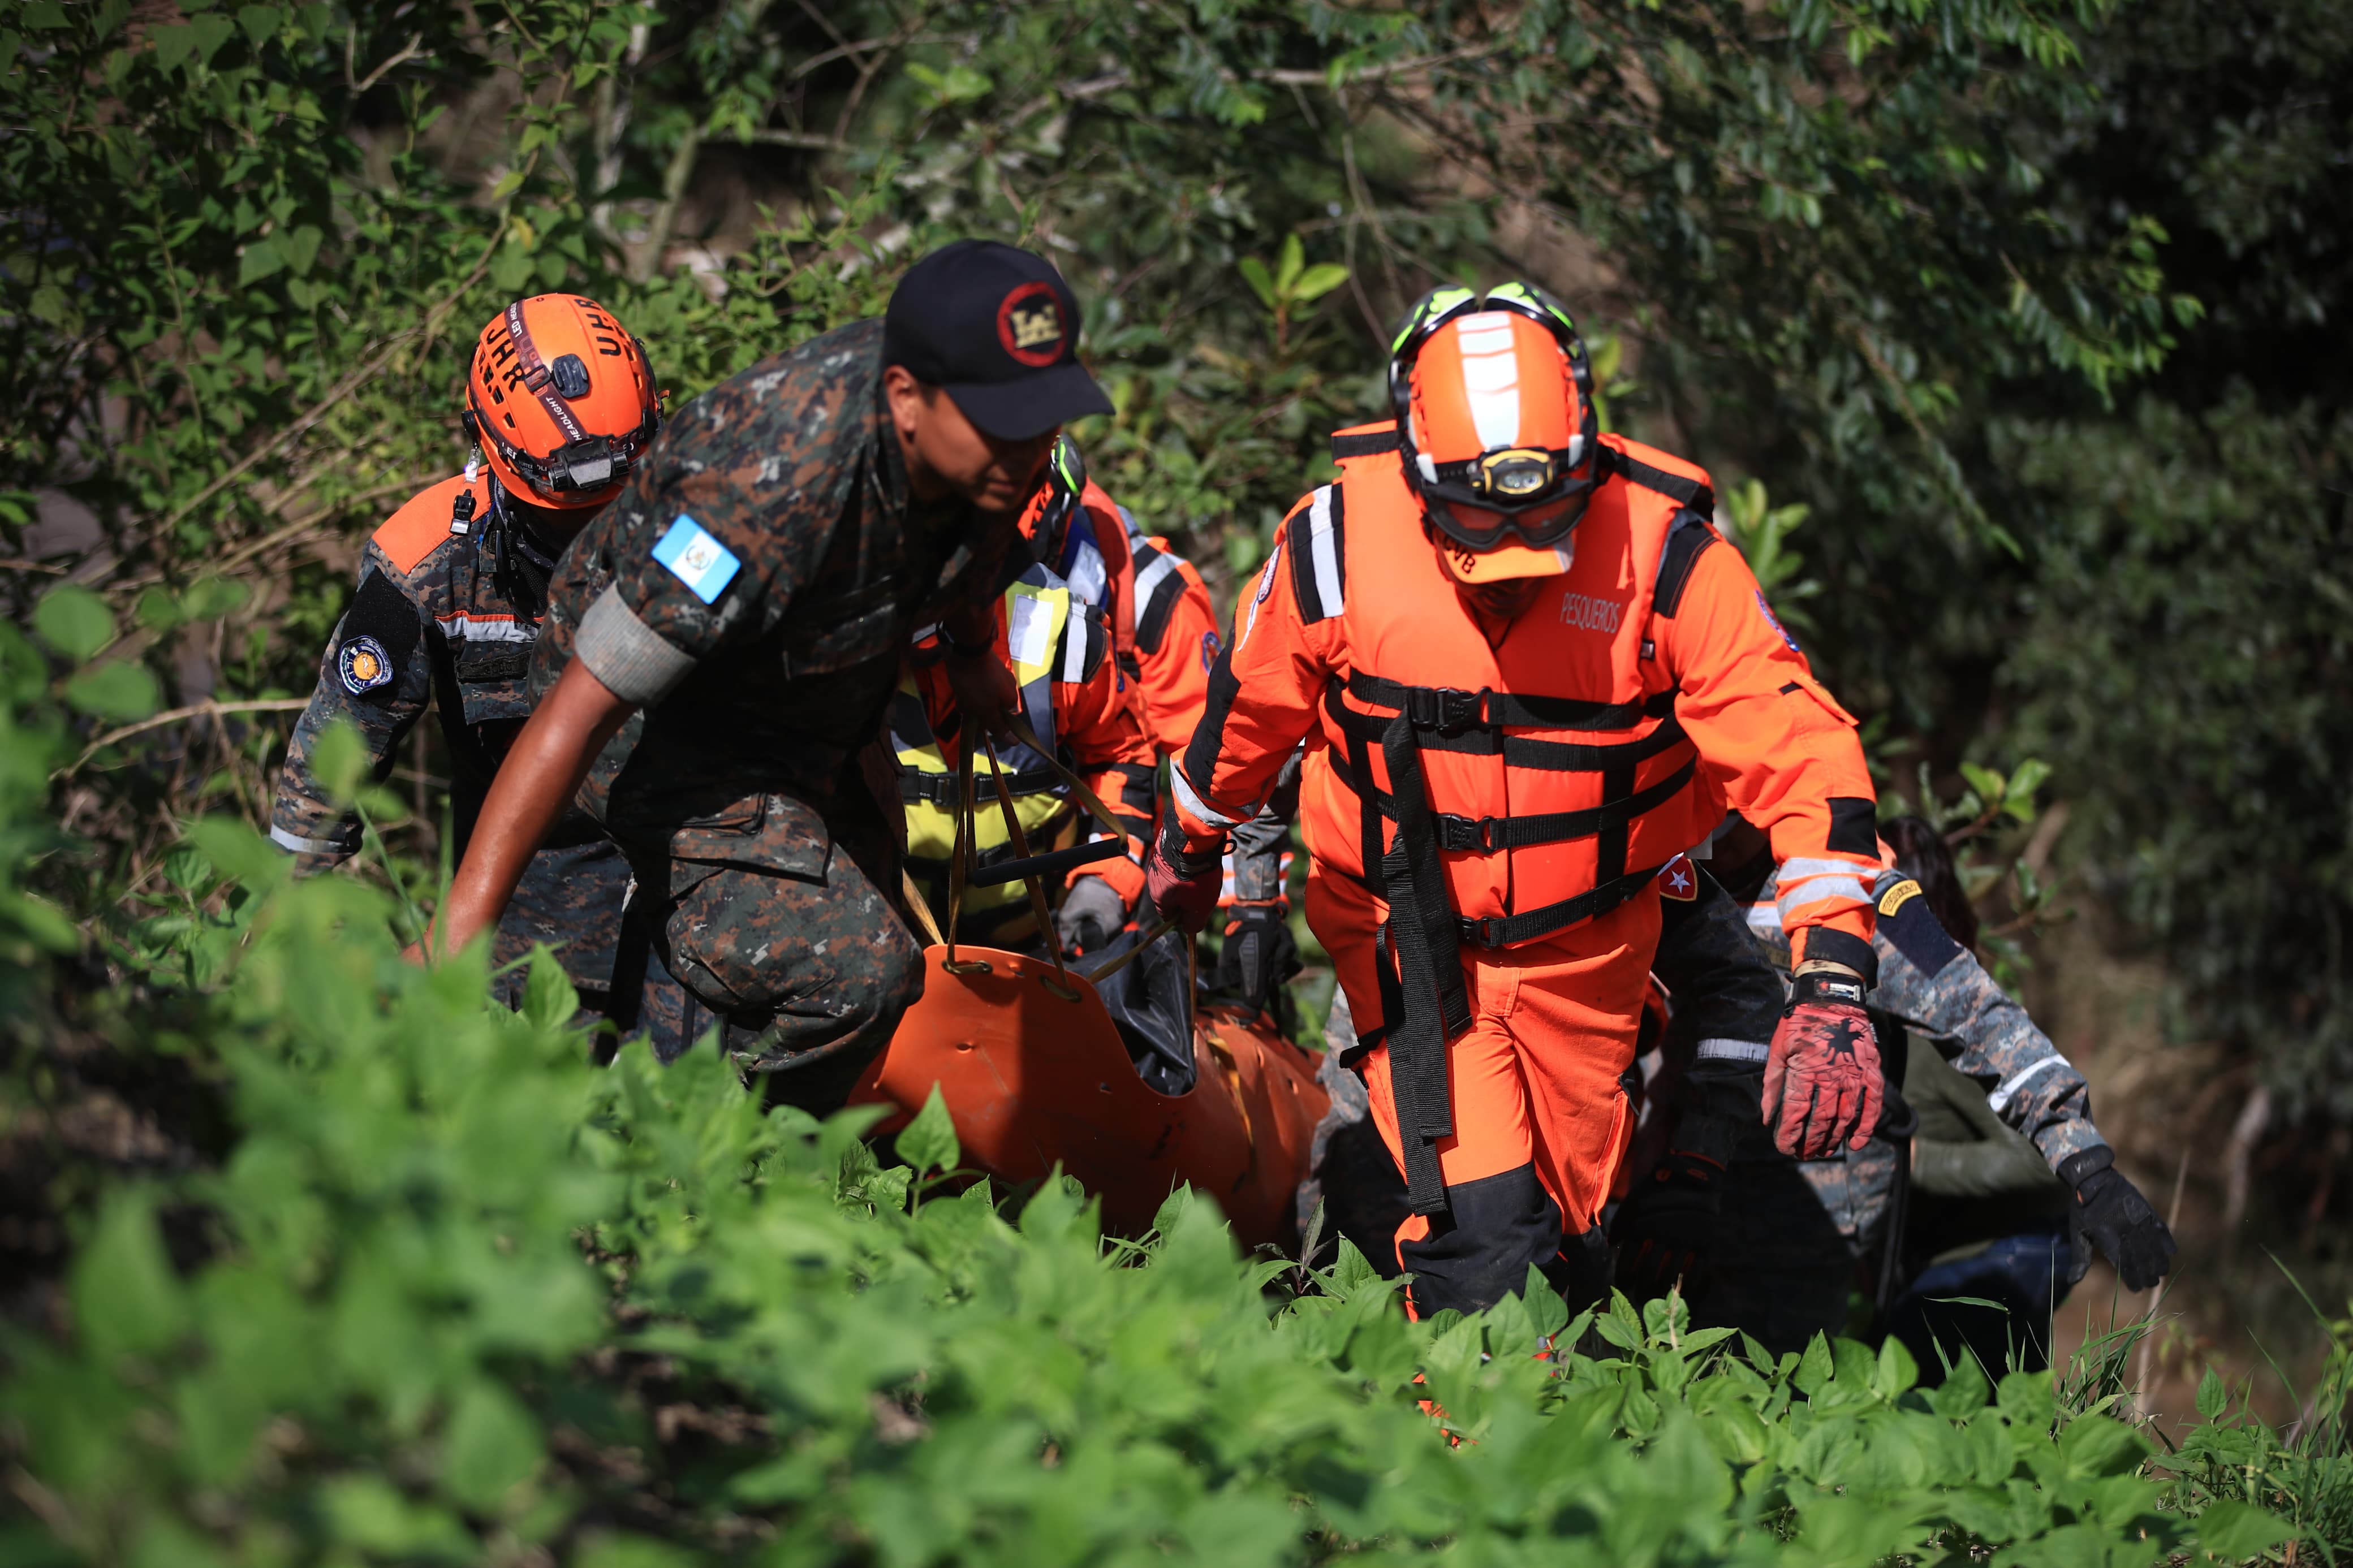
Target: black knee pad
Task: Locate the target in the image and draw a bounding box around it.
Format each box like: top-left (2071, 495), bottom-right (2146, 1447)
top-left (1401, 1163), bottom-right (1572, 1316)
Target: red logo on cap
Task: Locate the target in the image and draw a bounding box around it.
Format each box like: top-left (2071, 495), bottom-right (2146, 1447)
top-left (997, 281), bottom-right (1067, 368)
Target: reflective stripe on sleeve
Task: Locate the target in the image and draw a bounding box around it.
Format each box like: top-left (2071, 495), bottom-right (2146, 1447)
top-left (432, 612), bottom-right (535, 643)
top-left (1171, 764), bottom-right (1247, 830)
top-left (1132, 550), bottom-right (1180, 627)
top-left (270, 823), bottom-right (352, 856)
top-left (1986, 1053), bottom-right (2070, 1114)
top-left (1775, 855), bottom-right (1871, 922)
top-left (1695, 1038), bottom-right (1770, 1065)
top-left (1305, 486), bottom-right (1344, 615)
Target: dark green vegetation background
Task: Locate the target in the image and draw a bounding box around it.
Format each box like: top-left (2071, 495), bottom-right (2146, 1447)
top-left (1, 0), bottom-right (2347, 1561)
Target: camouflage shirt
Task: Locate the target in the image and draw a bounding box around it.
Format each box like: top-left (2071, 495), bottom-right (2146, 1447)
top-left (269, 473), bottom-right (632, 988)
top-left (531, 318), bottom-right (1002, 848)
top-left (272, 470), bottom-right (570, 859)
top-left (1744, 862), bottom-right (2108, 1170)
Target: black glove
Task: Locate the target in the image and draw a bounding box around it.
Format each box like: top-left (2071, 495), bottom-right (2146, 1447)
top-left (2058, 1146), bottom-right (2177, 1291)
top-left (1213, 901), bottom-right (1300, 1021)
top-left (1611, 1141), bottom-right (1726, 1303)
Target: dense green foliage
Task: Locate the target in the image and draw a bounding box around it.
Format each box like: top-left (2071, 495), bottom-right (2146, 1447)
top-left (5, 0), bottom-right (2352, 1557)
top-left (0, 621), bottom-right (2304, 1565)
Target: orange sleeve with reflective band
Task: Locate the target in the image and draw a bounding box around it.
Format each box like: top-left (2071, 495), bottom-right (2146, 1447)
top-left (1134, 550), bottom-right (1220, 758)
top-left (1055, 625), bottom-right (1156, 906)
top-left (1171, 501), bottom-right (1341, 848)
top-left (370, 473), bottom-right (488, 577)
top-left (1656, 541), bottom-right (1878, 954)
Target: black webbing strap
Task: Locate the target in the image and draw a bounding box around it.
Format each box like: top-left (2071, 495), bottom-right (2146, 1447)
top-left (1332, 675), bottom-right (1687, 770)
top-left (1456, 864), bottom-right (1665, 951)
top-left (1432, 757), bottom-right (1697, 852)
top-left (503, 301), bottom-right (592, 446)
top-left (1376, 702), bottom-right (1471, 1216)
top-left (1330, 427), bottom-right (1400, 460)
top-left (1347, 671), bottom-right (1669, 734)
top-left (1597, 443), bottom-right (1715, 516)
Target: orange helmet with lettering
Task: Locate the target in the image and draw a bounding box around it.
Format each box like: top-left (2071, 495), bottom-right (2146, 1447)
top-left (464, 294), bottom-right (661, 509)
top-left (1390, 282), bottom-right (1600, 582)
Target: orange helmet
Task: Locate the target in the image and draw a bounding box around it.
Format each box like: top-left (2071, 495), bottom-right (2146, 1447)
top-left (1390, 282), bottom-right (1599, 580)
top-left (464, 294), bottom-right (661, 509)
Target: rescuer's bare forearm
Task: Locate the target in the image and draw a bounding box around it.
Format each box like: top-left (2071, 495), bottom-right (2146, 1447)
top-left (422, 658), bottom-right (635, 960)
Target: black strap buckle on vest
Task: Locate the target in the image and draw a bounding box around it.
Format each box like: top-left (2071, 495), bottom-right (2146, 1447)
top-left (1404, 684), bottom-right (1490, 735)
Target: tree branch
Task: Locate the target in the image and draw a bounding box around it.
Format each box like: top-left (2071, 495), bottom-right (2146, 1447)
top-left (60, 699), bottom-right (311, 780)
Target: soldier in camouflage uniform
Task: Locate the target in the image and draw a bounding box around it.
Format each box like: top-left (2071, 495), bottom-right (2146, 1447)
top-left (272, 293), bottom-right (692, 1052)
top-left (421, 241), bottom-right (1113, 1111)
top-left (1668, 812), bottom-right (2176, 1352)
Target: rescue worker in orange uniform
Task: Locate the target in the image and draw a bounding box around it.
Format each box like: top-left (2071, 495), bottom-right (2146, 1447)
top-left (1107, 495), bottom-right (1308, 1021)
top-left (1025, 440), bottom-right (1303, 1013)
top-left (892, 553), bottom-right (1156, 948)
top-left (1147, 283), bottom-right (1888, 1315)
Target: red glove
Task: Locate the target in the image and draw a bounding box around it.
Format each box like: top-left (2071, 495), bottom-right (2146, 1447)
top-left (1145, 820), bottom-right (1223, 934)
top-left (1762, 966), bottom-right (1884, 1159)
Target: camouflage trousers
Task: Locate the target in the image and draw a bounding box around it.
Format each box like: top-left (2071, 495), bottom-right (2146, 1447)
top-left (488, 831), bottom-right (700, 1064)
top-left (1682, 1138), bottom-right (1901, 1356)
top-left (620, 776), bottom-right (924, 1114)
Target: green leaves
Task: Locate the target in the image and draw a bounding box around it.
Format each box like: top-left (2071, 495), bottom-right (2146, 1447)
top-left (63, 660), bottom-right (161, 722)
top-left (2193, 1500), bottom-right (2295, 1561)
top-left (70, 1190), bottom-right (189, 1363)
top-left (33, 585), bottom-right (116, 663)
top-left (893, 1084), bottom-right (960, 1176)
top-left (905, 61), bottom-right (993, 107)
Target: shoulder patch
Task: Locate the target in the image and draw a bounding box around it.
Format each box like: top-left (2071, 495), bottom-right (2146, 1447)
top-left (1878, 879), bottom-right (1964, 977)
top-left (337, 569), bottom-right (424, 702)
top-left (1877, 876), bottom-right (1921, 918)
top-left (371, 474), bottom-right (485, 577)
top-left (1288, 483), bottom-right (1346, 624)
top-left (1657, 853), bottom-right (1698, 901)
top-left (653, 514), bottom-right (742, 604)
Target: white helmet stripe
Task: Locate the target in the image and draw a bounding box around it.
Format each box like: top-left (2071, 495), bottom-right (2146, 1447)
top-left (1452, 312), bottom-right (1524, 450)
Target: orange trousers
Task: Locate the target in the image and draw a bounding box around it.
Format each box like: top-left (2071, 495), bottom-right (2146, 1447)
top-left (1307, 862), bottom-right (1661, 1315)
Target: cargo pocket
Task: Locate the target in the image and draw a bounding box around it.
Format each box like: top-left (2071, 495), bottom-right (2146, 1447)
top-left (666, 789), bottom-right (833, 893)
top-left (456, 642), bottom-right (534, 725)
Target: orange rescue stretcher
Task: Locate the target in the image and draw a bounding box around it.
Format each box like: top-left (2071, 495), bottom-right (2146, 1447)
top-left (848, 725), bottom-right (1329, 1249)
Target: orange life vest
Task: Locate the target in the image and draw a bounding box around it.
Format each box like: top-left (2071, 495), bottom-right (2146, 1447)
top-left (1299, 421), bottom-right (1725, 949)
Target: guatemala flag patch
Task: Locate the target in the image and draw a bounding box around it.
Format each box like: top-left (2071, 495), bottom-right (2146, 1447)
top-left (653, 514), bottom-right (742, 604)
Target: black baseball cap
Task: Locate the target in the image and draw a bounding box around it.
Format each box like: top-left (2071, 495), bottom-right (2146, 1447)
top-left (883, 240), bottom-right (1113, 442)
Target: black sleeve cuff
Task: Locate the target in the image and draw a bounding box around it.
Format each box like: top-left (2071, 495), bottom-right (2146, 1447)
top-left (1798, 926), bottom-right (1880, 987)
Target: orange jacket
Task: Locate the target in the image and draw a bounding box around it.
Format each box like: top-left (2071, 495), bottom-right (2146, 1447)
top-left (1124, 524), bottom-right (1221, 760)
top-left (1173, 422), bottom-right (1880, 965)
top-left (909, 569), bottom-right (1156, 905)
top-left (1027, 478), bottom-right (1162, 828)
